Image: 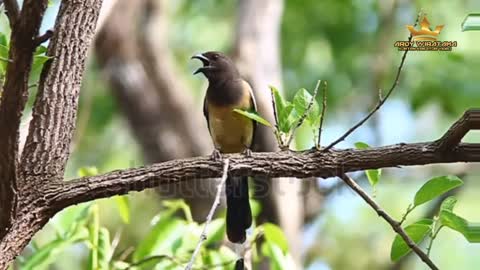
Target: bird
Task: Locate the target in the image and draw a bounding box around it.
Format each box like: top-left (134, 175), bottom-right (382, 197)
top-left (192, 51), bottom-right (256, 243)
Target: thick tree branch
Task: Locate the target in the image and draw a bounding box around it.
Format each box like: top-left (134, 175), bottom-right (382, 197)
top-left (21, 0), bottom-right (103, 183)
top-left (0, 0), bottom-right (48, 237)
top-left (0, 0), bottom-right (103, 268)
top-left (45, 109), bottom-right (480, 210)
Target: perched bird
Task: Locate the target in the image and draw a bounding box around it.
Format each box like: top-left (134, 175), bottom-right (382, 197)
top-left (192, 51), bottom-right (256, 243)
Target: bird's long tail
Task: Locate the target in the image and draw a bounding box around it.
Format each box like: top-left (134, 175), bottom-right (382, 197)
top-left (226, 176), bottom-right (252, 243)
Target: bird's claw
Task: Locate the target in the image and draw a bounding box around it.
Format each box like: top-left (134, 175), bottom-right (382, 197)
top-left (242, 148), bottom-right (252, 157)
top-left (210, 149), bottom-right (222, 161)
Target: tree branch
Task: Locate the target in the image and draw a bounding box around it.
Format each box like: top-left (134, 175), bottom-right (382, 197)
top-left (45, 109), bottom-right (480, 210)
top-left (0, 0), bottom-right (48, 237)
top-left (338, 173), bottom-right (438, 270)
top-left (0, 1), bottom-right (103, 267)
top-left (20, 0), bottom-right (103, 183)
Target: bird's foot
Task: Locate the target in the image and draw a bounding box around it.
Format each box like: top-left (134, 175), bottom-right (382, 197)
top-left (242, 148), bottom-right (253, 157)
top-left (210, 149), bottom-right (222, 161)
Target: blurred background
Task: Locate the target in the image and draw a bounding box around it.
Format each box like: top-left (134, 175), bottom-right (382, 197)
top-left (3, 0), bottom-right (480, 269)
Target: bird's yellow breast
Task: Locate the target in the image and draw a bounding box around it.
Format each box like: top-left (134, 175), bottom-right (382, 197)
top-left (207, 90), bottom-right (254, 153)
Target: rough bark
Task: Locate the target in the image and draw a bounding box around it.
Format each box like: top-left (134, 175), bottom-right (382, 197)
top-left (0, 0), bottom-right (48, 238)
top-left (0, 0), bottom-right (103, 268)
top-left (46, 108), bottom-right (480, 209)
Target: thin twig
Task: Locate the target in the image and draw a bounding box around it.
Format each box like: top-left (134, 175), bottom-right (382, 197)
top-left (323, 13), bottom-right (422, 152)
top-left (339, 173), bottom-right (439, 270)
top-left (270, 87), bottom-right (284, 146)
top-left (286, 80), bottom-right (321, 147)
top-left (185, 159), bottom-right (230, 270)
top-left (317, 81), bottom-right (327, 149)
top-left (270, 87), bottom-right (279, 130)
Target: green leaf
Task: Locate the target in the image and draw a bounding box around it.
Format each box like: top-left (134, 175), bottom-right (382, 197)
top-left (78, 166), bottom-right (99, 177)
top-left (162, 199), bottom-right (193, 223)
top-left (204, 249), bottom-right (236, 269)
top-left (88, 205), bottom-right (100, 270)
top-left (292, 88), bottom-right (311, 116)
top-left (354, 142), bottom-right (381, 187)
top-left (0, 32), bottom-right (8, 47)
top-left (22, 239), bottom-right (75, 270)
top-left (439, 196), bottom-right (458, 212)
top-left (114, 195), bottom-right (130, 224)
top-left (0, 44), bottom-right (10, 75)
top-left (204, 218), bottom-right (226, 245)
top-left (52, 203), bottom-right (91, 239)
top-left (262, 223), bottom-right (289, 253)
top-left (440, 210), bottom-right (480, 243)
top-left (21, 228), bottom-right (88, 270)
top-left (462, 13), bottom-right (480, 31)
top-left (292, 88), bottom-right (320, 127)
top-left (250, 199), bottom-right (262, 218)
top-left (133, 210), bottom-right (187, 261)
top-left (261, 242), bottom-right (295, 270)
top-left (414, 175), bottom-right (463, 206)
top-left (390, 219), bottom-right (433, 261)
top-left (98, 228), bottom-right (111, 270)
top-left (270, 86), bottom-right (295, 132)
top-left (233, 109), bottom-right (272, 127)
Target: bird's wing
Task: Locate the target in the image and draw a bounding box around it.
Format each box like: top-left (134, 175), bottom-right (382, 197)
top-left (203, 96), bottom-right (212, 136)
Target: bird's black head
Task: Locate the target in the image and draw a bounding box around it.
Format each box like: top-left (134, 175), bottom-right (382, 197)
top-left (192, 51), bottom-right (239, 81)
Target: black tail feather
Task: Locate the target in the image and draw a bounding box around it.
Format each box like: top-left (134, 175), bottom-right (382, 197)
top-left (226, 176), bottom-right (252, 243)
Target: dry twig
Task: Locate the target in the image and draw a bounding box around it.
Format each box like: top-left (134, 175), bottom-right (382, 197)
top-left (323, 13), bottom-right (421, 151)
top-left (339, 173), bottom-right (439, 270)
top-left (185, 159), bottom-right (230, 270)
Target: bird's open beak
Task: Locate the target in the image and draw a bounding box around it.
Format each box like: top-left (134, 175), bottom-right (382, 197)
top-left (191, 54), bottom-right (211, 75)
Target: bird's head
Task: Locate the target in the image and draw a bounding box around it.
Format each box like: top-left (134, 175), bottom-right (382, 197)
top-left (192, 51), bottom-right (239, 81)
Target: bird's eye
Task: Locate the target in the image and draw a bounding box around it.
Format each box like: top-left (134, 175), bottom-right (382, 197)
top-left (212, 54), bottom-right (219, 60)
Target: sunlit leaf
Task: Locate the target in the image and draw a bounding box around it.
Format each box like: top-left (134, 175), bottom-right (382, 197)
top-left (439, 196), bottom-right (458, 212)
top-left (262, 223), bottom-right (289, 253)
top-left (98, 228), bottom-right (111, 269)
top-left (462, 13), bottom-right (480, 31)
top-left (292, 88), bottom-right (320, 127)
top-left (390, 219), bottom-right (433, 261)
top-left (21, 228), bottom-right (88, 270)
top-left (270, 86), bottom-right (295, 132)
top-left (414, 176), bottom-right (463, 206)
top-left (250, 199), bottom-right (262, 218)
top-left (204, 218), bottom-right (226, 245)
top-left (87, 205), bottom-right (100, 270)
top-left (233, 109), bottom-right (272, 127)
top-left (261, 242), bottom-right (295, 270)
top-left (133, 210), bottom-right (187, 261)
top-left (78, 166), bottom-right (99, 177)
top-left (114, 195), bottom-right (130, 224)
top-left (162, 199), bottom-right (193, 223)
top-left (440, 210), bottom-right (480, 243)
